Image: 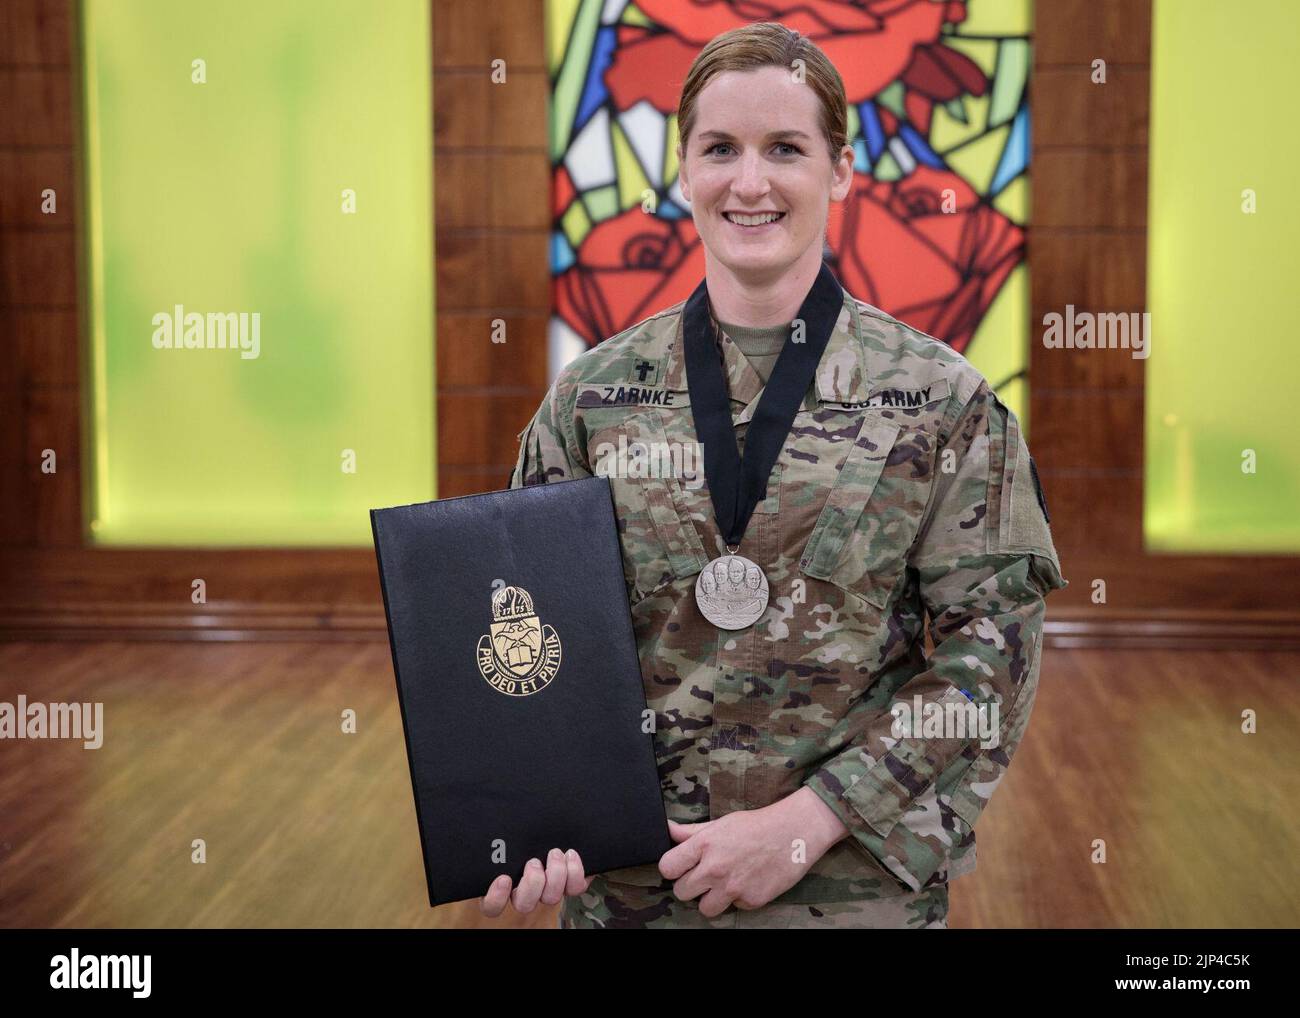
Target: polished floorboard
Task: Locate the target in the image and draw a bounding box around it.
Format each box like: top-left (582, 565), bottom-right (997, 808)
top-left (1, 640), bottom-right (1296, 928)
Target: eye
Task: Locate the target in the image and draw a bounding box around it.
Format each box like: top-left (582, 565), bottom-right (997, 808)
top-left (702, 140), bottom-right (803, 157)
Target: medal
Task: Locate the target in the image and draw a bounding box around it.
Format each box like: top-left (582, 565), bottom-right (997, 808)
top-left (682, 262), bottom-right (844, 629)
top-left (694, 550), bottom-right (769, 630)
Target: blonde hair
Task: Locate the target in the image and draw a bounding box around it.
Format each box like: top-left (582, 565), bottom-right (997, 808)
top-left (676, 21), bottom-right (849, 165)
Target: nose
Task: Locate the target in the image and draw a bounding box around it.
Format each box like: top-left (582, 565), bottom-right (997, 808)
top-left (730, 151), bottom-right (771, 203)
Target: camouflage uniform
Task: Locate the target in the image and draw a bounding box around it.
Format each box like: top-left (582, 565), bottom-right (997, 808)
top-left (509, 285), bottom-right (1067, 929)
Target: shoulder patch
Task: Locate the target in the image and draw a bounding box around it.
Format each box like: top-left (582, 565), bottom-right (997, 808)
top-left (627, 356), bottom-right (661, 386)
top-left (1028, 454), bottom-right (1050, 524)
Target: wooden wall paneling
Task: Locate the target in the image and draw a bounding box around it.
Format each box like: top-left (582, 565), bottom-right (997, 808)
top-left (0, 69), bottom-right (73, 147)
top-left (1032, 150), bottom-right (1148, 229)
top-left (1033, 0), bottom-right (1152, 66)
top-left (1033, 66), bottom-right (1149, 149)
top-left (437, 392), bottom-right (550, 467)
top-left (435, 312), bottom-right (547, 389)
top-left (1024, 5), bottom-right (1152, 580)
top-left (11, 306), bottom-right (80, 387)
top-left (0, 0), bottom-right (74, 69)
top-left (1, 0), bottom-right (81, 555)
top-left (1031, 393), bottom-right (1143, 471)
top-left (433, 1), bottom-right (551, 500)
top-left (1030, 1), bottom-right (1152, 614)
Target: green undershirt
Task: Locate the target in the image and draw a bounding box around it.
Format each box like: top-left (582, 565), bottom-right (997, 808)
top-left (716, 319), bottom-right (791, 387)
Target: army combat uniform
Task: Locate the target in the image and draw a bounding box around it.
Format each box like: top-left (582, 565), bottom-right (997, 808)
top-left (509, 285), bottom-right (1067, 929)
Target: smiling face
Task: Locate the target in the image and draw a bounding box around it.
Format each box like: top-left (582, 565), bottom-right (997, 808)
top-left (677, 65), bottom-right (853, 285)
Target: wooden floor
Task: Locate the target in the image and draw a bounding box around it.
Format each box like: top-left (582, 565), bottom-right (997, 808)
top-left (0, 639), bottom-right (1297, 928)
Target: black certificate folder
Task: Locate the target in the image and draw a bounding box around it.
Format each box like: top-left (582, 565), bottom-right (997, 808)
top-left (370, 477), bottom-right (672, 907)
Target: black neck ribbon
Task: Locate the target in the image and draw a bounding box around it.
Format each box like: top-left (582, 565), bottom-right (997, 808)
top-left (682, 260), bottom-right (844, 549)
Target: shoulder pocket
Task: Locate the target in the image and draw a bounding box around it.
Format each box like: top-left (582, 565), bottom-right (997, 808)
top-left (798, 416), bottom-right (932, 611)
top-left (588, 412), bottom-right (710, 606)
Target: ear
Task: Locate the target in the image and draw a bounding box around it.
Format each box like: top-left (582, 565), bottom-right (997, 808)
top-left (830, 144), bottom-right (854, 202)
top-left (676, 145), bottom-right (690, 201)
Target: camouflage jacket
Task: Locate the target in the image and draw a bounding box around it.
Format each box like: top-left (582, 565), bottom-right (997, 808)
top-left (509, 285), bottom-right (1068, 904)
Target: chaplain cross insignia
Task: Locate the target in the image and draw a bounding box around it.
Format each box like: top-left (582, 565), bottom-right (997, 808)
top-left (632, 359), bottom-right (657, 384)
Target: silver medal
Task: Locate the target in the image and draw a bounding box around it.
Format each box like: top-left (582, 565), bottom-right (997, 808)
top-left (695, 551), bottom-right (769, 630)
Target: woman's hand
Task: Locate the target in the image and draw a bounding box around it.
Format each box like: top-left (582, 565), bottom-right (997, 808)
top-left (478, 847), bottom-right (593, 918)
top-left (658, 787), bottom-right (849, 917)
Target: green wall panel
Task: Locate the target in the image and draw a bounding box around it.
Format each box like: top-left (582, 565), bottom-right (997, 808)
top-left (1145, 0), bottom-right (1300, 552)
top-left (81, 0), bottom-right (435, 546)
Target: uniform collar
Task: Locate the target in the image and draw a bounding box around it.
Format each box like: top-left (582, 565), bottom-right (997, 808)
top-left (659, 280), bottom-right (869, 422)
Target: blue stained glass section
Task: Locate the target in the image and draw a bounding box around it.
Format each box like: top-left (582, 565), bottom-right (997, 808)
top-left (990, 105), bottom-right (1029, 196)
top-left (899, 123), bottom-right (944, 168)
top-left (572, 25), bottom-right (617, 137)
top-left (860, 102), bottom-right (886, 162)
top-left (551, 230), bottom-right (575, 274)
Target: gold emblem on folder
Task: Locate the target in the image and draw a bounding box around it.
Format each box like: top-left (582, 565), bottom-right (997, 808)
top-left (475, 585), bottom-right (562, 697)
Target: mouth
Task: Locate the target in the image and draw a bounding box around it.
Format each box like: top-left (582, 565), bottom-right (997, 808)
top-left (722, 210), bottom-right (786, 230)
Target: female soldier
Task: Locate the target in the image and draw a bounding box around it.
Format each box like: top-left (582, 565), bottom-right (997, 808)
top-left (486, 20), bottom-right (1066, 929)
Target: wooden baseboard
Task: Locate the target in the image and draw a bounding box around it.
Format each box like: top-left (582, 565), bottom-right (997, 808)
top-left (0, 602), bottom-right (387, 642)
top-left (1041, 609), bottom-right (1300, 650)
top-left (3, 602), bottom-right (1300, 649)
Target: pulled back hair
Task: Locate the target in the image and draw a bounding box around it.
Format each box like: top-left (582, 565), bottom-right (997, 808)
top-left (676, 21), bottom-right (849, 165)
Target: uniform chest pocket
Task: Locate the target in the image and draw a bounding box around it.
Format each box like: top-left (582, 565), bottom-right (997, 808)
top-left (588, 412), bottom-right (710, 606)
top-left (798, 416), bottom-right (934, 611)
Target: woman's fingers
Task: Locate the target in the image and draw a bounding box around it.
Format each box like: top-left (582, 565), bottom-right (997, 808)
top-left (564, 848), bottom-right (593, 895)
top-left (539, 848), bottom-right (569, 905)
top-left (479, 873), bottom-right (513, 917)
top-left (511, 857), bottom-right (547, 913)
top-left (481, 849), bottom-right (589, 918)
